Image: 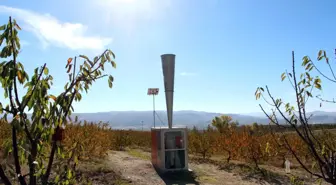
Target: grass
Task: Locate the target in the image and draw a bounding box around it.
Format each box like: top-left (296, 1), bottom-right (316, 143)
top-left (114, 179), bottom-right (133, 185)
top-left (189, 156), bottom-right (294, 184)
top-left (191, 166), bottom-right (218, 183)
top-left (126, 148), bottom-right (151, 160)
top-left (197, 175), bottom-right (218, 183)
top-left (122, 147), bottom-right (318, 184)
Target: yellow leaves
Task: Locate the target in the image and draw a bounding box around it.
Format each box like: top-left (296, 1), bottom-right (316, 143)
top-left (14, 22), bottom-right (21, 30)
top-left (108, 75), bottom-right (114, 88)
top-left (79, 55), bottom-right (89, 61)
top-left (314, 77), bottom-right (322, 90)
top-left (265, 142), bottom-right (270, 154)
top-left (305, 91), bottom-right (312, 98)
top-left (111, 61), bottom-right (117, 68)
top-left (16, 69), bottom-right (27, 84)
top-left (255, 87), bottom-right (264, 100)
top-left (14, 114), bottom-right (20, 120)
top-left (301, 56), bottom-right (314, 71)
top-left (66, 58), bottom-right (73, 69)
top-left (321, 145), bottom-right (326, 155)
top-left (0, 24), bottom-right (6, 31)
top-left (109, 50), bottom-right (116, 59)
top-left (317, 50), bottom-right (330, 64)
top-left (44, 67), bottom-right (49, 75)
top-left (17, 70), bottom-right (23, 82)
top-left (302, 56), bottom-right (310, 66)
top-left (61, 123), bottom-right (122, 158)
top-left (49, 95), bottom-right (57, 101)
top-left (67, 58), bottom-right (73, 65)
top-left (317, 50), bottom-right (326, 61)
top-left (281, 72), bottom-right (286, 81)
top-left (79, 55), bottom-right (94, 67)
top-left (314, 83), bottom-right (322, 90)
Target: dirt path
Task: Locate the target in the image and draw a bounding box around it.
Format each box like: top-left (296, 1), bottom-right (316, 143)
top-left (107, 150), bottom-right (271, 185)
top-left (107, 150), bottom-right (166, 185)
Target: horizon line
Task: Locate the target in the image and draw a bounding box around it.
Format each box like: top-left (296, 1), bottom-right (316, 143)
top-left (68, 110), bottom-right (336, 114)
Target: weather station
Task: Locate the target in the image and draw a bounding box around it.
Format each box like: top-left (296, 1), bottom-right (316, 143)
top-left (150, 54), bottom-right (190, 173)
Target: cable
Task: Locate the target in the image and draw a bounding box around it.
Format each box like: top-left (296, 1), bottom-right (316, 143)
top-left (155, 111), bottom-right (167, 127)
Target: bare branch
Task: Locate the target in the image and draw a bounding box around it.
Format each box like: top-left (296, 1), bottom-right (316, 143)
top-left (285, 69), bottom-right (296, 90)
top-left (0, 164), bottom-right (11, 185)
top-left (72, 56), bottom-right (76, 83)
top-left (260, 104), bottom-right (323, 178)
top-left (43, 89), bottom-right (77, 183)
top-left (310, 60), bottom-right (336, 83)
top-left (326, 56), bottom-right (336, 81)
top-left (21, 63), bottom-right (47, 110)
top-left (9, 17), bottom-right (21, 110)
top-left (7, 16), bottom-right (27, 185)
top-left (316, 95), bottom-right (336, 104)
top-left (283, 135), bottom-right (323, 178)
top-left (291, 52), bottom-right (323, 156)
top-left (11, 125), bottom-right (27, 185)
top-left (2, 108), bottom-right (13, 114)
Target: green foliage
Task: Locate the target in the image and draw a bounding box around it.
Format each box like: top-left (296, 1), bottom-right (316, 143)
top-left (211, 115), bottom-right (238, 134)
top-left (0, 16), bottom-right (117, 185)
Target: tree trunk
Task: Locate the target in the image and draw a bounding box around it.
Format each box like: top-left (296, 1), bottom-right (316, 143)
top-left (0, 164), bottom-right (12, 185)
top-left (29, 141), bottom-right (38, 185)
top-left (227, 151), bottom-right (231, 163)
top-left (282, 156), bottom-right (286, 168)
top-left (12, 126), bottom-right (27, 185)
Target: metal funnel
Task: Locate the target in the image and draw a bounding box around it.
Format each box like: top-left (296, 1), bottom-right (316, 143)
top-left (161, 54), bottom-right (175, 129)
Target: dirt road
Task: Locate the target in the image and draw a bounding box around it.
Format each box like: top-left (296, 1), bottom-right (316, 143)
top-left (107, 150), bottom-right (272, 185)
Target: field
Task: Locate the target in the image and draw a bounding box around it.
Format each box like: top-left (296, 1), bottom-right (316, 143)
top-left (0, 119), bottom-right (334, 185)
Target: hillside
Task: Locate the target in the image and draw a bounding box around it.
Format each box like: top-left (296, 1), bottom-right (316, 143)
top-left (68, 110), bottom-right (336, 130)
top-left (6, 110), bottom-right (336, 130)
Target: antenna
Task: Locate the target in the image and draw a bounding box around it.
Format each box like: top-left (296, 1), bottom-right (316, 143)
top-left (161, 54), bottom-right (175, 129)
top-left (147, 88), bottom-right (159, 127)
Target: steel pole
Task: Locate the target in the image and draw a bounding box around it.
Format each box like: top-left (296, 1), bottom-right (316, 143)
top-left (153, 94), bottom-right (156, 127)
top-left (141, 121), bottom-right (144, 131)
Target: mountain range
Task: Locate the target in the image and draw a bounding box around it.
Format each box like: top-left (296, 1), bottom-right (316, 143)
top-left (68, 110), bottom-right (336, 130)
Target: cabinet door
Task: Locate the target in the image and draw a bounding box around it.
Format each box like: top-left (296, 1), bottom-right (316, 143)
top-left (164, 130), bottom-right (186, 169)
top-left (164, 131), bottom-right (185, 149)
top-left (164, 150), bottom-right (186, 169)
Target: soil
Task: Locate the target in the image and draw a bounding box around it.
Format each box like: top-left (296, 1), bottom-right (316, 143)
top-left (0, 149), bottom-right (329, 185)
top-left (106, 149), bottom-right (310, 185)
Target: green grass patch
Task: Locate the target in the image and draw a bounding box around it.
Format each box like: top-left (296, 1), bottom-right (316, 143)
top-left (197, 175), bottom-right (218, 183)
top-left (127, 149), bottom-right (151, 160)
top-left (114, 179), bottom-right (133, 185)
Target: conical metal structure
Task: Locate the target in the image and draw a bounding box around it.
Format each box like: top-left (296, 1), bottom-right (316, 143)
top-left (161, 54), bottom-right (175, 129)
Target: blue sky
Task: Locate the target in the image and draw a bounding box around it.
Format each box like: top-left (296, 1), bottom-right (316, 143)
top-left (0, 0), bottom-right (336, 114)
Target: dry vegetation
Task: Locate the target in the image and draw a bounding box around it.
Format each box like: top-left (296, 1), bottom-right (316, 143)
top-left (1, 117), bottom-right (334, 184)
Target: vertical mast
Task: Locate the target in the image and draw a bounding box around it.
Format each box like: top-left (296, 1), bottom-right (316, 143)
top-left (161, 54), bottom-right (175, 129)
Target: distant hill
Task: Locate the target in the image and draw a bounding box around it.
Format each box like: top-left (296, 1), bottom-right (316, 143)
top-left (244, 111), bottom-right (336, 124)
top-left (6, 110), bottom-right (336, 130)
top-left (70, 110), bottom-right (269, 130)
top-left (68, 110), bottom-right (336, 130)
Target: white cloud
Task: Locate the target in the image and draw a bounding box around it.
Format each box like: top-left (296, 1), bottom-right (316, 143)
top-left (0, 6), bottom-right (112, 51)
top-left (180, 72), bottom-right (197, 76)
